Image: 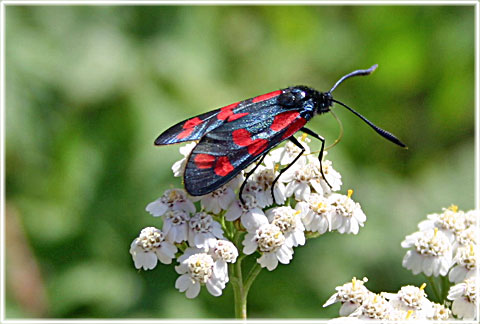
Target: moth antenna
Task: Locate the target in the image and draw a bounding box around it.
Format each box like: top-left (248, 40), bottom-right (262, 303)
top-left (329, 64), bottom-right (378, 93)
top-left (332, 99), bottom-right (407, 148)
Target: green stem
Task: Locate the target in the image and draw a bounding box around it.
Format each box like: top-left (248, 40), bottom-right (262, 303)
top-left (230, 255), bottom-right (247, 318)
top-left (229, 262), bottom-right (243, 318)
top-left (229, 230), bottom-right (263, 319)
top-left (441, 275), bottom-right (451, 302)
top-left (425, 275), bottom-right (442, 302)
top-left (244, 262), bottom-right (262, 294)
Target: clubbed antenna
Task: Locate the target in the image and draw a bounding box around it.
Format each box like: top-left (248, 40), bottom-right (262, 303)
top-left (332, 99), bottom-right (407, 148)
top-left (329, 64), bottom-right (378, 93)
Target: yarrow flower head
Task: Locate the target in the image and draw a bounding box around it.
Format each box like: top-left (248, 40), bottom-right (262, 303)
top-left (449, 244), bottom-right (476, 283)
top-left (250, 165), bottom-right (287, 207)
top-left (323, 277), bottom-right (371, 316)
top-left (401, 227), bottom-right (453, 276)
top-left (328, 190), bottom-right (366, 235)
top-left (266, 206), bottom-right (305, 247)
top-left (296, 193), bottom-right (332, 235)
top-left (146, 188), bottom-right (196, 217)
top-left (464, 208), bottom-right (479, 228)
top-left (418, 205), bottom-right (466, 241)
top-left (350, 293), bottom-right (393, 320)
top-left (129, 227), bottom-right (177, 270)
top-left (162, 209), bottom-right (190, 243)
top-left (382, 283), bottom-right (433, 319)
top-left (210, 239), bottom-right (238, 282)
top-left (175, 248), bottom-right (226, 299)
top-left (225, 194), bottom-right (268, 232)
top-left (193, 185), bottom-right (236, 214)
top-left (266, 134), bottom-right (311, 166)
top-left (281, 155), bottom-right (341, 201)
top-left (447, 276), bottom-right (477, 319)
top-left (429, 302), bottom-right (453, 320)
top-left (242, 223), bottom-right (293, 271)
top-left (188, 212), bottom-right (224, 248)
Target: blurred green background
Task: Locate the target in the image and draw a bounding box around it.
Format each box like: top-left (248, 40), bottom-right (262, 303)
top-left (5, 5), bottom-right (475, 319)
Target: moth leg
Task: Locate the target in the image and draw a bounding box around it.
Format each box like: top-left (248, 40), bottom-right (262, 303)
top-left (300, 127), bottom-right (332, 188)
top-left (271, 136), bottom-right (305, 202)
top-left (239, 153), bottom-right (267, 206)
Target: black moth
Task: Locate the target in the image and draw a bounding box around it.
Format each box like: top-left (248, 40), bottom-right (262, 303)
top-left (155, 64), bottom-right (406, 204)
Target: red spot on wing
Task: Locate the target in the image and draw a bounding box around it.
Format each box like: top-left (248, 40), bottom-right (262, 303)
top-left (252, 90), bottom-right (282, 103)
top-left (248, 139), bottom-right (269, 156)
top-left (214, 156), bottom-right (234, 176)
top-left (282, 117), bottom-right (307, 139)
top-left (227, 112), bottom-right (249, 122)
top-left (270, 111), bottom-right (300, 131)
top-left (177, 117), bottom-right (204, 139)
top-left (232, 129), bottom-right (252, 147)
top-left (177, 128), bottom-right (194, 139)
top-left (217, 102), bottom-right (242, 121)
top-left (184, 117), bottom-right (203, 129)
top-left (232, 129), bottom-right (269, 156)
top-left (194, 154), bottom-right (215, 169)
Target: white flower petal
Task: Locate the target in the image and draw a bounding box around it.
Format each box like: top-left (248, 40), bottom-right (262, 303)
top-left (175, 274), bottom-right (193, 292)
top-left (185, 282), bottom-right (201, 299)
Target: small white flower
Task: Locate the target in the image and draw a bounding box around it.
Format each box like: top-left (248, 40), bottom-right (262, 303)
top-left (296, 193), bottom-right (331, 234)
top-left (281, 156), bottom-right (316, 201)
top-left (447, 276), bottom-right (477, 320)
top-left (429, 302), bottom-right (453, 320)
top-left (172, 142), bottom-right (196, 177)
top-left (146, 189), bottom-right (196, 217)
top-left (323, 277), bottom-right (370, 316)
top-left (175, 249), bottom-right (226, 298)
top-left (382, 284), bottom-right (433, 319)
top-left (210, 239), bottom-right (238, 282)
top-left (328, 190), bottom-right (366, 235)
top-left (244, 166), bottom-right (286, 207)
top-left (194, 185), bottom-right (236, 214)
top-left (455, 226), bottom-right (478, 247)
top-left (418, 205), bottom-right (466, 241)
top-left (211, 239), bottom-right (238, 263)
top-left (225, 194), bottom-right (268, 232)
top-left (267, 134), bottom-right (311, 166)
top-left (266, 206), bottom-right (305, 247)
top-left (281, 154), bottom-right (342, 200)
top-left (449, 244), bottom-right (476, 283)
top-left (242, 223), bottom-right (293, 271)
top-left (401, 228), bottom-right (453, 276)
top-left (317, 158), bottom-right (342, 193)
top-left (350, 293), bottom-right (392, 320)
top-left (129, 227), bottom-right (177, 270)
top-left (188, 212), bottom-right (224, 248)
top-left (163, 210), bottom-right (190, 243)
top-left (464, 209), bottom-right (479, 228)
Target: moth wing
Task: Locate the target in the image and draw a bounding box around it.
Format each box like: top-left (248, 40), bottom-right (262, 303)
top-left (154, 90), bottom-right (284, 145)
top-left (184, 108), bottom-right (307, 196)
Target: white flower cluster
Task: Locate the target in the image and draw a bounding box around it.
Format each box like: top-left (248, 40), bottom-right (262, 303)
top-left (325, 206), bottom-right (478, 321)
top-left (130, 188), bottom-right (236, 298)
top-left (401, 205), bottom-right (478, 319)
top-left (324, 277), bottom-right (453, 321)
top-left (131, 134), bottom-right (367, 299)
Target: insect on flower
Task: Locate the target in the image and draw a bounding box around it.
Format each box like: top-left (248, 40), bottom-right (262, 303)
top-left (155, 65), bottom-right (406, 204)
